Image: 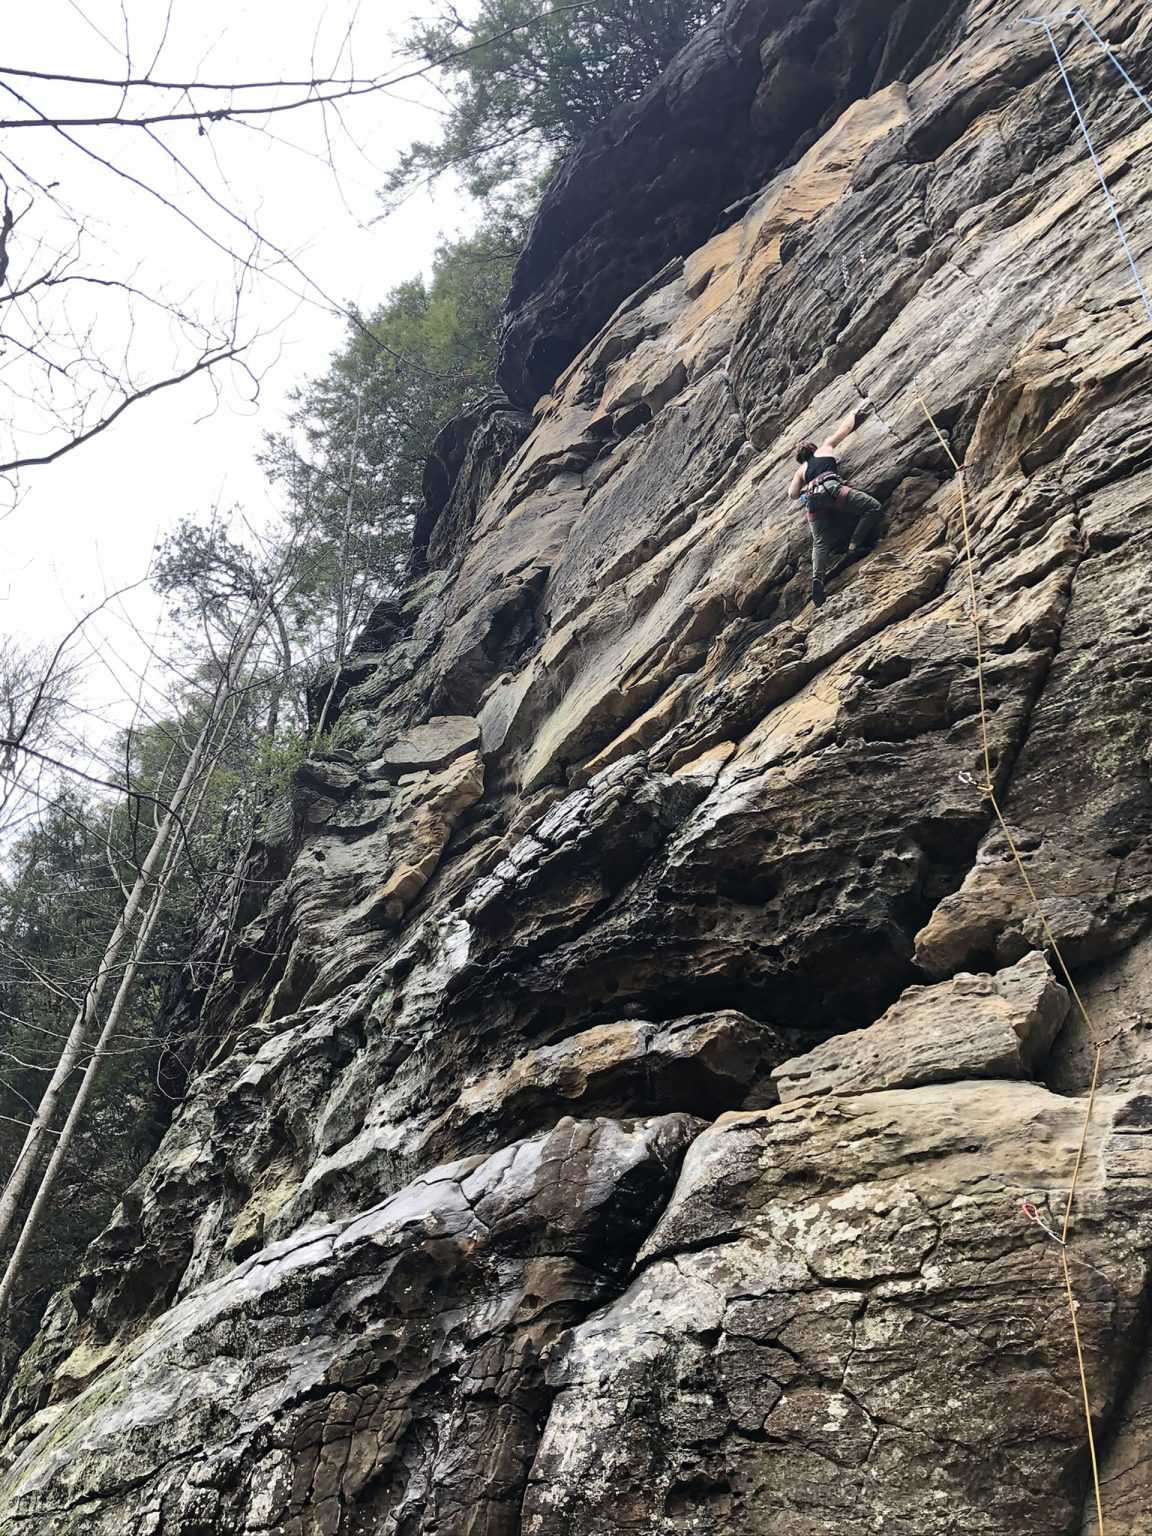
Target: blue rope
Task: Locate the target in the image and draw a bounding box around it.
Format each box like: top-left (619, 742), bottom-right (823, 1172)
top-left (1030, 15), bottom-right (1152, 326)
top-left (1071, 7), bottom-right (1152, 120)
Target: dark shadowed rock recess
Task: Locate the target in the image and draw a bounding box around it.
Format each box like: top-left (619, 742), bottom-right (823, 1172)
top-left (5, 0), bottom-right (1152, 1530)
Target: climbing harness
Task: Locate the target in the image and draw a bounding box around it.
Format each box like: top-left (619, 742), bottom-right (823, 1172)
top-left (801, 470), bottom-right (847, 513)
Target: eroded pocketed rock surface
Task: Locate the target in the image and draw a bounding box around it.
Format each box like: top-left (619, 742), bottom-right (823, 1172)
top-left (0, 1117), bottom-right (699, 1535)
top-left (525, 1084), bottom-right (1152, 1536)
top-left (6, 0), bottom-right (1152, 1530)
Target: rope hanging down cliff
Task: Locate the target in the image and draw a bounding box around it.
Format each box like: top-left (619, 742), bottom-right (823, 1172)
top-left (915, 391), bottom-right (1106, 1536)
top-left (1024, 7), bottom-right (1152, 324)
top-left (902, 18), bottom-right (1152, 1528)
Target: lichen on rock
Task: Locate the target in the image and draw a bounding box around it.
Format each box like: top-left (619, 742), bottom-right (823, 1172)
top-left (6, 0), bottom-right (1152, 1530)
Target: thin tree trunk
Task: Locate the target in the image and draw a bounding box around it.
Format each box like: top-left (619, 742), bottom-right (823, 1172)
top-left (0, 759), bottom-right (214, 1316)
top-left (0, 730), bottom-right (209, 1254)
top-left (315, 389), bottom-right (363, 738)
top-left (0, 606), bottom-right (264, 1261)
top-left (264, 601), bottom-right (293, 739)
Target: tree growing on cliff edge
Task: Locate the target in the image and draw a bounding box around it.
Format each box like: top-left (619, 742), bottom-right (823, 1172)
top-left (0, 4), bottom-right (572, 494)
top-left (261, 203), bottom-right (531, 618)
top-left (385, 0), bottom-right (725, 203)
top-left (287, 2), bottom-right (726, 600)
top-left (0, 526), bottom-right (314, 1335)
top-left (0, 785), bottom-right (185, 1375)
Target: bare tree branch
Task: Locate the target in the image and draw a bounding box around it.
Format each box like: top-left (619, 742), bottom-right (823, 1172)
top-left (0, 345), bottom-right (243, 475)
top-left (0, 4), bottom-right (596, 129)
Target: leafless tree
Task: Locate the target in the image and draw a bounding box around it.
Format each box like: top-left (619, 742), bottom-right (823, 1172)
top-left (0, 4), bottom-right (589, 497)
top-left (0, 527), bottom-right (307, 1309)
top-left (0, 693), bottom-right (229, 1318)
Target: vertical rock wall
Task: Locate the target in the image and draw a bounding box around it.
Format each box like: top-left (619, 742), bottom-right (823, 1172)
top-left (5, 0), bottom-right (1152, 1531)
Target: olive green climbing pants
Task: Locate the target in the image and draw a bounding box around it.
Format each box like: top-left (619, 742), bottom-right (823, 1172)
top-left (808, 487), bottom-right (883, 581)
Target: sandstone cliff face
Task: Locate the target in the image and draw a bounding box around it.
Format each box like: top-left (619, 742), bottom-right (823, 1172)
top-left (5, 1), bottom-right (1152, 1531)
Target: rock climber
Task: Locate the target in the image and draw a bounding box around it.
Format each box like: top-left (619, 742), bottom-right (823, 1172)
top-left (786, 404), bottom-right (883, 607)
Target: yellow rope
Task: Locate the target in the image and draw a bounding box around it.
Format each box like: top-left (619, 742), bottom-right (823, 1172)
top-left (914, 390), bottom-right (1106, 1532)
top-left (1063, 1245), bottom-right (1107, 1536)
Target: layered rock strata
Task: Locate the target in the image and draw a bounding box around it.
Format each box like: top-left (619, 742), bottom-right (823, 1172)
top-left (5, 0), bottom-right (1152, 1531)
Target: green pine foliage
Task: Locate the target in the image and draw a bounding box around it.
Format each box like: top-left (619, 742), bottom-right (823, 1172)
top-left (266, 2), bottom-right (725, 608)
top-left (0, 679), bottom-right (285, 1368)
top-left (0, 769), bottom-right (189, 1370)
top-left (261, 205), bottom-right (530, 611)
top-left (387, 0), bottom-right (725, 202)
top-left (0, 0), bottom-right (726, 1374)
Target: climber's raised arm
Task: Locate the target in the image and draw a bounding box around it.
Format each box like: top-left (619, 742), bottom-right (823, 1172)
top-left (818, 408), bottom-right (864, 456)
top-left (781, 402), bottom-right (884, 611)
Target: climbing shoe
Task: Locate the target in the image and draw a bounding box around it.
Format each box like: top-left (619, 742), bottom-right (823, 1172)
top-left (826, 544), bottom-right (869, 581)
top-left (812, 576), bottom-right (826, 608)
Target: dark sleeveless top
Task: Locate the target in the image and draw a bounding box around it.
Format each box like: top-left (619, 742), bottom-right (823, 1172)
top-left (804, 454), bottom-right (839, 482)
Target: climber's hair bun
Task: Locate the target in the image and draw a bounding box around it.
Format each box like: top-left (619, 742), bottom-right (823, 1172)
top-left (795, 441), bottom-right (817, 463)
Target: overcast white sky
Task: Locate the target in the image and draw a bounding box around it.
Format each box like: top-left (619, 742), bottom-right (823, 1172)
top-left (2, 0), bottom-right (474, 728)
